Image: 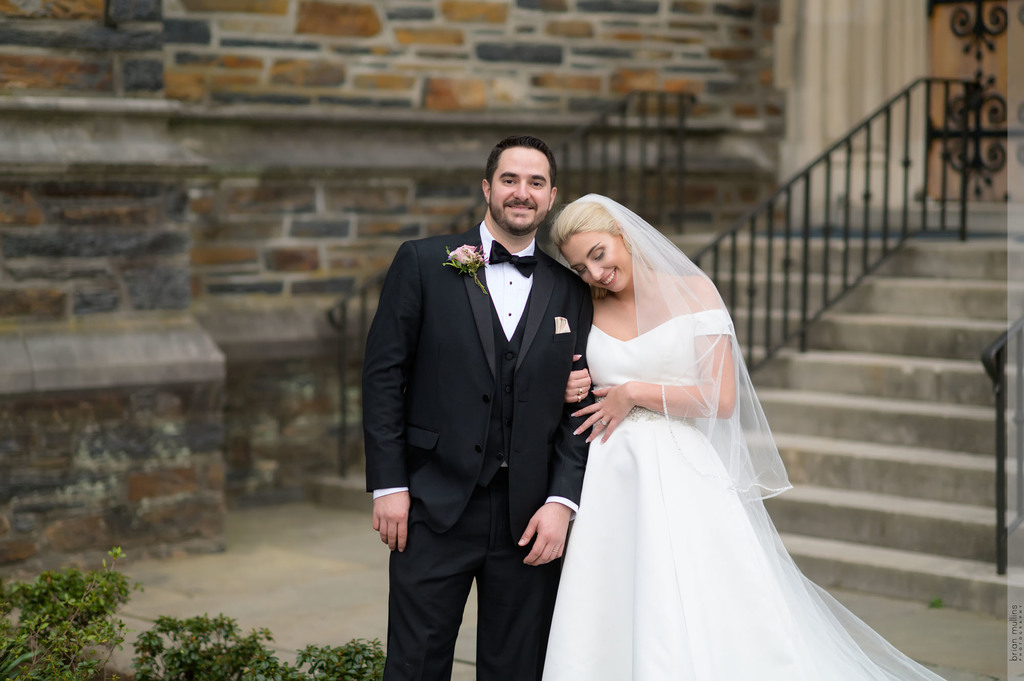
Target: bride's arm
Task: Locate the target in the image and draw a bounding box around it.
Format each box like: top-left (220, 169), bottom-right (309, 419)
top-left (573, 333), bottom-right (735, 443)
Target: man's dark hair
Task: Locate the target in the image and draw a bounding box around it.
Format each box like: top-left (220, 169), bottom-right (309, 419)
top-left (484, 135), bottom-right (557, 187)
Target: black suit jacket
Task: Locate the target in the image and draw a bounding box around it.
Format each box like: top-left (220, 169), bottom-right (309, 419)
top-left (362, 226), bottom-right (593, 537)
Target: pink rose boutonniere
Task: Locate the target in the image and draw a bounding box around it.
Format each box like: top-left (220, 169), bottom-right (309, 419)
top-left (444, 244), bottom-right (488, 294)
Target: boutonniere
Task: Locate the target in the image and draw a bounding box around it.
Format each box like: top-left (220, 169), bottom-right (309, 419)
top-left (444, 244), bottom-right (488, 294)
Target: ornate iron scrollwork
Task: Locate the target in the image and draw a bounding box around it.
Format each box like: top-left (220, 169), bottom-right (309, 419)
top-left (949, 2), bottom-right (1007, 62)
top-left (929, 0), bottom-right (1010, 200)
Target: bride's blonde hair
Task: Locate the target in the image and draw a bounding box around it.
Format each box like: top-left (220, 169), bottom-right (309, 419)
top-left (551, 199), bottom-right (631, 299)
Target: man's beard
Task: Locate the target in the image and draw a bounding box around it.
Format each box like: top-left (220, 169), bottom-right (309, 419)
top-left (488, 197), bottom-right (547, 237)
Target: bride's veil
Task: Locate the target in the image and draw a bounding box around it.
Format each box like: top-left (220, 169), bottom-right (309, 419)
top-left (565, 193), bottom-right (791, 501)
top-left (553, 195), bottom-right (952, 681)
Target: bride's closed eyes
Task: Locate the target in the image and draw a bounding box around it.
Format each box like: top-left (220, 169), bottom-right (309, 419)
top-left (571, 249), bottom-right (604, 276)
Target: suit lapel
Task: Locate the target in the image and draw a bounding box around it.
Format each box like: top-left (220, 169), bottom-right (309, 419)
top-left (516, 256), bottom-right (553, 371)
top-left (459, 228), bottom-right (496, 378)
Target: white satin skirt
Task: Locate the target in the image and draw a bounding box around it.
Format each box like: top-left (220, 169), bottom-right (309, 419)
top-left (542, 410), bottom-right (947, 681)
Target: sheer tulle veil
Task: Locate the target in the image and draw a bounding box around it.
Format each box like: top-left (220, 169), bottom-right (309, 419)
top-left (555, 193), bottom-right (791, 501)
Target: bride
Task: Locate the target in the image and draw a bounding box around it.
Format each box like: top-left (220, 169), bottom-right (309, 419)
top-left (543, 194), bottom-right (947, 680)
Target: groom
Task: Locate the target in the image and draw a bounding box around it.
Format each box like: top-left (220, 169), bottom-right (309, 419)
top-left (362, 134), bottom-right (593, 681)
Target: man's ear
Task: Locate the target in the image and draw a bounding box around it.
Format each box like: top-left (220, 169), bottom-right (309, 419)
top-left (548, 186), bottom-right (557, 210)
top-left (482, 178), bottom-right (491, 202)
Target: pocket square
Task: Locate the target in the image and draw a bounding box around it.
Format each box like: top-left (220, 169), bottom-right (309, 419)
top-left (554, 316), bottom-right (571, 334)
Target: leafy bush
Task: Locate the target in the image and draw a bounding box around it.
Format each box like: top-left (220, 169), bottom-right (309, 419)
top-left (296, 641), bottom-right (385, 681)
top-left (0, 550), bottom-right (385, 681)
top-left (132, 613), bottom-right (384, 681)
top-left (0, 547), bottom-right (134, 681)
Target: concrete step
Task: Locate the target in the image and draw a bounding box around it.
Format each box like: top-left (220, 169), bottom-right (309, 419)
top-left (711, 272), bottom-right (1016, 330)
top-left (676, 232), bottom-right (1015, 284)
top-left (690, 236), bottom-right (890, 285)
top-left (758, 389), bottom-right (993, 456)
top-left (878, 237), bottom-right (1020, 281)
top-left (714, 272), bottom-right (844, 314)
top-left (773, 433), bottom-right (995, 506)
top-left (779, 533), bottom-right (1006, 618)
top-left (838, 278), bottom-right (1014, 321)
top-left (765, 485), bottom-right (993, 562)
top-left (806, 313), bottom-right (1007, 361)
top-left (754, 350), bottom-right (995, 407)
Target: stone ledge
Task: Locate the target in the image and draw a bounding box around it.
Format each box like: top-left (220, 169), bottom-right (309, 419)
top-left (0, 95), bottom-right (738, 133)
top-left (195, 303), bottom-right (341, 362)
top-left (0, 94), bottom-right (591, 128)
top-left (306, 473), bottom-right (371, 513)
top-left (0, 317), bottom-right (225, 395)
top-left (0, 96), bottom-right (761, 176)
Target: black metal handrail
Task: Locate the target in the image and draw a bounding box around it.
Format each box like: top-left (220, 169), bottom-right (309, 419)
top-left (692, 77), bottom-right (978, 370)
top-left (325, 91), bottom-right (696, 477)
top-left (557, 92), bottom-right (697, 233)
top-left (325, 271), bottom-right (386, 477)
top-left (982, 314), bottom-right (1024, 576)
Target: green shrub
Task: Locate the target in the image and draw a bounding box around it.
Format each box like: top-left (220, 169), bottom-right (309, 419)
top-left (0, 550), bottom-right (385, 681)
top-left (132, 613), bottom-right (384, 681)
top-left (0, 547), bottom-right (134, 681)
top-left (296, 640), bottom-right (385, 681)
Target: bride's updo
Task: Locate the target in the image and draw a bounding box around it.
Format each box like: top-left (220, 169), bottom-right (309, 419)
top-left (551, 199), bottom-right (631, 299)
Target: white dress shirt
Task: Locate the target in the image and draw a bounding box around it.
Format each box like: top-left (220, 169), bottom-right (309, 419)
top-left (479, 223), bottom-right (534, 340)
top-left (375, 223), bottom-right (578, 514)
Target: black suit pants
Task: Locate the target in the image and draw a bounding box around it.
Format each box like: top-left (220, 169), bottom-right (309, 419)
top-left (384, 469), bottom-right (561, 681)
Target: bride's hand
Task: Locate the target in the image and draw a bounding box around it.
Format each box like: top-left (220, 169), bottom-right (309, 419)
top-left (564, 355), bottom-right (591, 404)
top-left (572, 383), bottom-right (634, 444)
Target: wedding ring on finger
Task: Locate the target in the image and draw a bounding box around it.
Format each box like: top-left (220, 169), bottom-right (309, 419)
top-left (599, 419), bottom-right (608, 426)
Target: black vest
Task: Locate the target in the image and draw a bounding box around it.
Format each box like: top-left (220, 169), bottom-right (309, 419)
top-left (477, 302), bottom-right (529, 486)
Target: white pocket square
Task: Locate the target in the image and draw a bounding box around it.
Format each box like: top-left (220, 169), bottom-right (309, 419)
top-left (554, 317), bottom-right (571, 334)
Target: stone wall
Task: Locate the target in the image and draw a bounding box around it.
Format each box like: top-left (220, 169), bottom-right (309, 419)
top-left (1, 0), bottom-right (783, 129)
top-left (0, 0), bottom-right (786, 572)
top-left (160, 0), bottom-right (781, 126)
top-left (0, 321), bottom-right (225, 576)
top-left (0, 178), bottom-right (190, 321)
top-left (0, 0), bottom-right (163, 96)
top-left (186, 171), bottom-right (478, 303)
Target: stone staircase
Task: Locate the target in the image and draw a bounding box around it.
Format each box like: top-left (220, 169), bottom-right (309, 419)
top-left (746, 235), bottom-right (1017, 617)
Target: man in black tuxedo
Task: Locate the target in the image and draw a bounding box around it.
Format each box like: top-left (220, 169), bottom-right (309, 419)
top-left (362, 135), bottom-right (593, 681)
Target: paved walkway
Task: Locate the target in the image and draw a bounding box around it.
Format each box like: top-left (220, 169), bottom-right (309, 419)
top-left (111, 503), bottom-right (1007, 680)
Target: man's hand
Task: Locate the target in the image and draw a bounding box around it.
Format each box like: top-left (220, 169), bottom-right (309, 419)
top-left (519, 502), bottom-right (572, 566)
top-left (564, 355), bottom-right (592, 404)
top-left (373, 491), bottom-right (411, 552)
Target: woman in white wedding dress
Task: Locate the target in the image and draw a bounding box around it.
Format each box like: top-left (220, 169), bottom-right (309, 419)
top-left (542, 194), bottom-right (947, 681)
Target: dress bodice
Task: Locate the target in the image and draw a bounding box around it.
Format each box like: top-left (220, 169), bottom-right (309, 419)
top-left (587, 310), bottom-right (734, 389)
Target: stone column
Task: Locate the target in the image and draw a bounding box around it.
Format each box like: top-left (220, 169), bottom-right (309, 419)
top-left (775, 0), bottom-right (929, 207)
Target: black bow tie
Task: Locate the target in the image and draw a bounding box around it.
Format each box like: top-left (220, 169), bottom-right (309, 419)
top-left (489, 241), bottom-right (538, 277)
